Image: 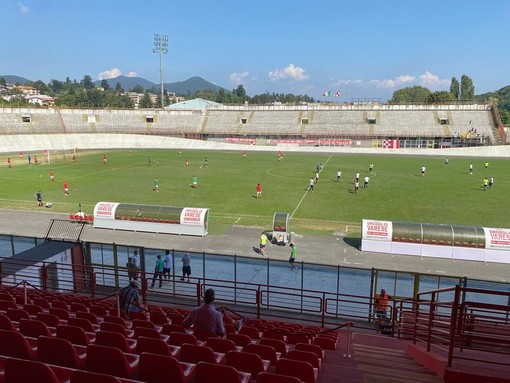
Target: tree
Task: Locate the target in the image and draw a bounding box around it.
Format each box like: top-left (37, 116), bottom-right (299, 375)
top-left (132, 84), bottom-right (144, 94)
top-left (426, 91), bottom-right (456, 103)
top-left (450, 77), bottom-right (460, 100)
top-left (389, 86), bottom-right (431, 103)
top-left (80, 75), bottom-right (95, 89)
top-left (0, 77), bottom-right (6, 86)
top-left (139, 91), bottom-right (153, 108)
top-left (100, 79), bottom-right (110, 91)
top-left (48, 79), bottom-right (64, 93)
top-left (460, 75), bottom-right (475, 101)
top-left (115, 82), bottom-right (123, 93)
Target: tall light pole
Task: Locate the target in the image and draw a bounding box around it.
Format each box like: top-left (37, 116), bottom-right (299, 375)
top-left (153, 34), bottom-right (168, 109)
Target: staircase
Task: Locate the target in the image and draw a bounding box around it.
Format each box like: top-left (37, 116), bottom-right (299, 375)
top-left (319, 331), bottom-right (444, 383)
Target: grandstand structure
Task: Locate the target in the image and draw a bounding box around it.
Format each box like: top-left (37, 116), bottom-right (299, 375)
top-left (0, 101), bottom-right (505, 148)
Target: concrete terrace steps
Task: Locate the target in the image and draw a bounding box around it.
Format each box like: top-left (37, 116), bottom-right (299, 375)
top-left (318, 331), bottom-right (444, 383)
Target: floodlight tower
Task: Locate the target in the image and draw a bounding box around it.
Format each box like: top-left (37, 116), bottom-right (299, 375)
top-left (153, 34), bottom-right (168, 109)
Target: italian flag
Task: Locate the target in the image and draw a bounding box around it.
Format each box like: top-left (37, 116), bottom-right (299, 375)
top-left (322, 91), bottom-right (331, 97)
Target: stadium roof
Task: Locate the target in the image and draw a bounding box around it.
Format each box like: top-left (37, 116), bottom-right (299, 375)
top-left (165, 98), bottom-right (222, 110)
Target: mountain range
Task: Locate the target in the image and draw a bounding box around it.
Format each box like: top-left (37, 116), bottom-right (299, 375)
top-left (0, 75), bottom-right (227, 95)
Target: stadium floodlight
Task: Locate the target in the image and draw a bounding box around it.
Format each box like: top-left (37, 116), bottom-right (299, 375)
top-left (153, 34), bottom-right (168, 109)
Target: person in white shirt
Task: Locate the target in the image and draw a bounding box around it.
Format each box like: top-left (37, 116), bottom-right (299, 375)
top-left (336, 170), bottom-right (342, 181)
top-left (309, 177), bottom-right (314, 192)
top-left (163, 250), bottom-right (173, 280)
top-left (421, 166), bottom-right (426, 176)
top-left (364, 176), bottom-right (370, 189)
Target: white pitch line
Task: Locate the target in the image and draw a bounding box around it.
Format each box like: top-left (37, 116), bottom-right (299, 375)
top-left (290, 155), bottom-right (332, 219)
top-left (234, 217), bottom-right (241, 224)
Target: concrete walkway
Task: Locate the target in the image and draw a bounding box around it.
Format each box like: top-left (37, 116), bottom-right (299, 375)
top-left (0, 208), bottom-right (508, 283)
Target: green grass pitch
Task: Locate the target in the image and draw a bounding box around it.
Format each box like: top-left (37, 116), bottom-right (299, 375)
top-left (1, 150), bottom-right (508, 235)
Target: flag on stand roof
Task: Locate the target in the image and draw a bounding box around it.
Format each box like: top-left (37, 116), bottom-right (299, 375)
top-left (322, 91), bottom-right (331, 97)
top-left (334, 91), bottom-right (341, 97)
top-left (383, 139), bottom-right (400, 149)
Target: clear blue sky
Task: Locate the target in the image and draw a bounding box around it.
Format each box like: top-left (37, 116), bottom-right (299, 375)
top-left (1, 0), bottom-right (509, 100)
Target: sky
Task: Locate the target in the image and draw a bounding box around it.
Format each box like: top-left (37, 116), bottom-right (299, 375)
top-left (1, 0), bottom-right (509, 101)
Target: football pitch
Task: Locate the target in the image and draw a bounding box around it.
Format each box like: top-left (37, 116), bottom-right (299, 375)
top-left (1, 149), bottom-right (509, 235)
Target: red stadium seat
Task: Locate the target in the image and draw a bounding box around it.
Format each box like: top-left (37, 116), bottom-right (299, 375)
top-left (239, 325), bottom-right (260, 340)
top-left (256, 372), bottom-right (303, 383)
top-left (243, 343), bottom-right (280, 366)
top-left (312, 336), bottom-right (337, 350)
top-left (67, 317), bottom-right (97, 333)
top-left (138, 352), bottom-right (195, 383)
top-left (56, 324), bottom-right (94, 346)
top-left (95, 330), bottom-right (137, 353)
top-left (180, 343), bottom-right (224, 364)
top-left (168, 331), bottom-right (200, 346)
top-left (23, 303), bottom-right (44, 315)
top-left (287, 349), bottom-right (321, 370)
top-left (134, 326), bottom-right (169, 342)
top-left (275, 358), bottom-right (317, 383)
top-left (76, 310), bottom-right (100, 325)
top-left (194, 361), bottom-right (251, 383)
top-left (4, 357), bottom-right (72, 383)
top-left (37, 312), bottom-right (62, 327)
top-left (135, 336), bottom-right (179, 357)
top-left (19, 318), bottom-right (54, 338)
top-left (70, 370), bottom-right (123, 383)
top-left (226, 333), bottom-right (252, 347)
top-left (225, 350), bottom-right (270, 378)
top-left (259, 338), bottom-right (288, 357)
top-left (104, 314), bottom-right (129, 328)
top-left (37, 335), bottom-right (87, 369)
top-left (0, 314), bottom-right (18, 331)
top-left (161, 323), bottom-right (186, 335)
top-left (0, 329), bottom-right (37, 359)
top-left (6, 308), bottom-right (31, 322)
top-left (294, 343), bottom-right (324, 361)
top-left (49, 307), bottom-right (70, 321)
top-left (100, 321), bottom-right (134, 338)
top-left (206, 337), bottom-right (239, 354)
top-left (86, 343), bottom-right (139, 379)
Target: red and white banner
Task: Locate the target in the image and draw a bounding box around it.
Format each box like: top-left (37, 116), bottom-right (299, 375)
top-left (362, 219), bottom-right (392, 241)
top-left (484, 227), bottom-right (510, 250)
top-left (383, 139), bottom-right (400, 149)
top-left (93, 202), bottom-right (119, 220)
top-left (181, 208), bottom-right (208, 226)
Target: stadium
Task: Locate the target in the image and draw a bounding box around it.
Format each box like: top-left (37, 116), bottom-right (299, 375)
top-left (1, 102), bottom-right (510, 383)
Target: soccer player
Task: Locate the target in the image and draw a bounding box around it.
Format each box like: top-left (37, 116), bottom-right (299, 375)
top-left (147, 156), bottom-right (151, 166)
top-left (489, 176), bottom-right (494, 189)
top-left (364, 175), bottom-right (370, 189)
top-left (153, 178), bottom-right (159, 192)
top-left (469, 163), bottom-right (473, 175)
top-left (309, 177), bottom-right (314, 192)
top-left (185, 157), bottom-right (189, 168)
top-left (484, 161), bottom-right (489, 170)
top-left (421, 166), bottom-right (426, 176)
top-left (256, 183), bottom-right (262, 199)
top-left (355, 171), bottom-right (360, 182)
top-left (369, 163), bottom-right (374, 174)
top-left (103, 154), bottom-right (107, 164)
top-left (36, 191), bottom-right (43, 207)
top-left (49, 169), bottom-right (54, 182)
top-left (315, 171), bottom-right (319, 184)
top-left (63, 180), bottom-right (69, 195)
top-left (354, 181), bottom-right (359, 193)
top-left (7, 158), bottom-right (11, 168)
top-left (242, 150), bottom-right (247, 158)
top-left (445, 158), bottom-right (449, 167)
top-left (204, 157), bottom-right (208, 167)
top-left (192, 175), bottom-right (198, 189)
top-left (34, 155), bottom-right (39, 165)
top-left (336, 170), bottom-right (342, 181)
top-left (483, 177), bottom-right (489, 191)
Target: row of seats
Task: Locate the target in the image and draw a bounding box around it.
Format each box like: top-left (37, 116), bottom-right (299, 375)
top-left (0, 287), bottom-right (340, 383)
top-left (0, 328), bottom-right (320, 383)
